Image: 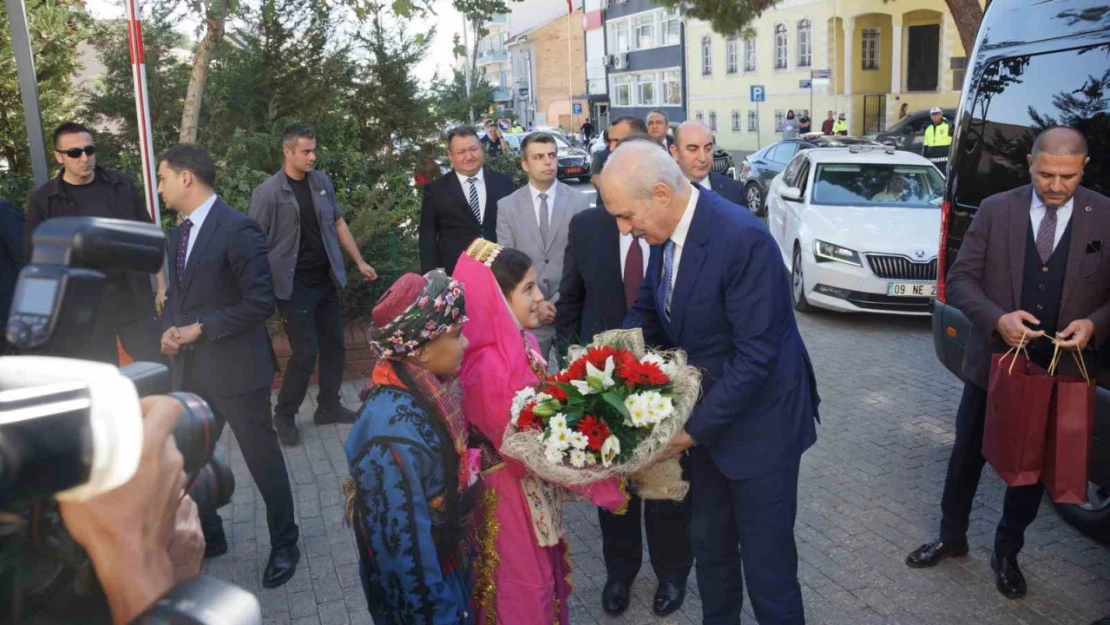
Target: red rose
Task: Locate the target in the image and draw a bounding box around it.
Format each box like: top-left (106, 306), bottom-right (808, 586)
top-left (577, 415), bottom-right (610, 451)
top-left (517, 404), bottom-right (541, 431)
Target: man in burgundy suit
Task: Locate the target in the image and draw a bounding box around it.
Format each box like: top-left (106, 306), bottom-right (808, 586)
top-left (906, 127), bottom-right (1110, 600)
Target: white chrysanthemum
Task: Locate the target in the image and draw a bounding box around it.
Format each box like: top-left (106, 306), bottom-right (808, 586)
top-left (640, 352), bottom-right (677, 378)
top-left (544, 444), bottom-right (565, 465)
top-left (568, 431), bottom-right (590, 451)
top-left (548, 413), bottom-right (569, 433)
top-left (511, 387), bottom-right (537, 424)
top-left (624, 393), bottom-right (652, 428)
top-left (569, 449), bottom-right (588, 468)
top-left (584, 452), bottom-right (598, 466)
top-left (600, 435), bottom-right (621, 467)
top-left (549, 427), bottom-right (572, 451)
top-left (637, 390), bottom-right (674, 425)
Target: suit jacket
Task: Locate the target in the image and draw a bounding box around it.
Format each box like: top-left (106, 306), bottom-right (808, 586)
top-left (625, 189), bottom-right (820, 480)
top-left (419, 169), bottom-right (514, 275)
top-left (164, 198), bottom-right (277, 395)
top-left (707, 172), bottom-right (746, 208)
top-left (0, 199), bottom-right (25, 330)
top-left (948, 184), bottom-right (1110, 388)
top-left (555, 207), bottom-right (629, 353)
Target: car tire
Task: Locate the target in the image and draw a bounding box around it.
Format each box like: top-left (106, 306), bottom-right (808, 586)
top-left (1053, 482), bottom-right (1110, 544)
top-left (791, 245), bottom-right (814, 313)
top-left (578, 175), bottom-right (591, 183)
top-left (745, 182), bottom-right (765, 217)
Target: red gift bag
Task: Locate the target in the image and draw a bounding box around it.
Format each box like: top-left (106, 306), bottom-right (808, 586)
top-left (1044, 348), bottom-right (1095, 504)
top-left (983, 347), bottom-right (1053, 486)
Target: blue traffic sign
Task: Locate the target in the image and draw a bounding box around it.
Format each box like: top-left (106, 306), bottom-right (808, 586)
top-left (750, 85), bottom-right (766, 102)
top-left (799, 79), bottom-right (812, 89)
top-left (572, 103), bottom-right (583, 114)
top-left (811, 69), bottom-right (831, 79)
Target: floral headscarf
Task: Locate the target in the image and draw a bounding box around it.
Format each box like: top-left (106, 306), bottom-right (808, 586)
top-left (369, 270), bottom-right (467, 359)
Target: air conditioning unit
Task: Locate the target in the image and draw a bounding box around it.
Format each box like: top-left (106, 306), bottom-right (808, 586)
top-left (599, 0), bottom-right (610, 9)
top-left (603, 54), bottom-right (613, 67)
top-left (613, 53), bottom-right (629, 70)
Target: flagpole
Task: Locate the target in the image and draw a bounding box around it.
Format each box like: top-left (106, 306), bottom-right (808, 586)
top-left (124, 0), bottom-right (161, 225)
top-left (567, 1), bottom-right (573, 134)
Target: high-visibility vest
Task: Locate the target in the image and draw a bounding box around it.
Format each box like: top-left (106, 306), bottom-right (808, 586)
top-left (832, 119), bottom-right (848, 134)
top-left (923, 121), bottom-right (952, 148)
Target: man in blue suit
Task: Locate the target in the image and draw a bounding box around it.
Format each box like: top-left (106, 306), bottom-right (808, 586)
top-left (669, 121), bottom-right (746, 208)
top-left (602, 139), bottom-right (820, 625)
top-left (157, 143), bottom-right (300, 589)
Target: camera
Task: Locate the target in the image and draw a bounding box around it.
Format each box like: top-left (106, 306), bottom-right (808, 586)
top-left (0, 217), bottom-right (252, 625)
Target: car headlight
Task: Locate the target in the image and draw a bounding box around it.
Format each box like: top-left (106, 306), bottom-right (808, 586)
top-left (814, 240), bottom-right (863, 267)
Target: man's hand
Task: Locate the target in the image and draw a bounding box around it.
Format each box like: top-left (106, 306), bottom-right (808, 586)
top-left (1056, 318), bottom-right (1096, 350)
top-left (357, 261), bottom-right (378, 282)
top-left (155, 287), bottom-right (167, 317)
top-left (59, 396), bottom-right (187, 625)
top-left (175, 323), bottom-right (203, 346)
top-left (538, 301), bottom-right (557, 325)
top-left (995, 310), bottom-right (1044, 348)
top-left (661, 430), bottom-right (696, 460)
top-left (167, 495), bottom-right (205, 583)
top-left (161, 327), bottom-right (182, 356)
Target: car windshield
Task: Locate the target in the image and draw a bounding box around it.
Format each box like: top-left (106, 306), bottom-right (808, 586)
top-left (812, 163), bottom-right (944, 208)
top-left (550, 134), bottom-right (570, 149)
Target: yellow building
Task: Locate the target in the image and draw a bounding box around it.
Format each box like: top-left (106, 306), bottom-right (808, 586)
top-left (686, 0), bottom-right (973, 151)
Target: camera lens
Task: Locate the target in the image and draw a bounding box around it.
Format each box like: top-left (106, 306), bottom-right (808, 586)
top-left (168, 392), bottom-right (219, 476)
top-left (188, 455), bottom-right (235, 511)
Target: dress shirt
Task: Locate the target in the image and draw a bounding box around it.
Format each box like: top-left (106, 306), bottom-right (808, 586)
top-left (619, 232), bottom-right (650, 279)
top-left (667, 185), bottom-right (700, 296)
top-left (692, 176), bottom-right (710, 190)
top-left (1030, 191), bottom-right (1074, 252)
top-left (529, 182), bottom-right (556, 226)
top-left (456, 168), bottom-right (487, 222)
top-left (184, 193), bottom-right (218, 265)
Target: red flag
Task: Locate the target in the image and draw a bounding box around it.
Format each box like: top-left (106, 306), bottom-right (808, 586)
top-left (567, 0), bottom-right (573, 13)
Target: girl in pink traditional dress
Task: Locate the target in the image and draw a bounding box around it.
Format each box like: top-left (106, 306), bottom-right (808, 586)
top-left (454, 240), bottom-right (627, 625)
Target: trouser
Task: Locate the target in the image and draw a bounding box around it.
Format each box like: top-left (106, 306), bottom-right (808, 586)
top-left (186, 367), bottom-right (299, 548)
top-left (689, 447), bottom-right (804, 625)
top-left (275, 280), bottom-right (345, 425)
top-left (598, 454), bottom-right (693, 586)
top-left (86, 286), bottom-right (164, 365)
top-left (939, 382), bottom-right (1043, 558)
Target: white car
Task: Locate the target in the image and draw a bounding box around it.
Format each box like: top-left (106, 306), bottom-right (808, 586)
top-left (765, 146), bottom-right (945, 315)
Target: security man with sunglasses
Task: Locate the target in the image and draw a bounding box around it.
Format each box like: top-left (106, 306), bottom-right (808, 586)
top-left (25, 122), bottom-right (166, 364)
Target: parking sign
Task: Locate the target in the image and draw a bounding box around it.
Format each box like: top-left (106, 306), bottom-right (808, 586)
top-left (572, 103), bottom-right (583, 114)
top-left (750, 85), bottom-right (766, 102)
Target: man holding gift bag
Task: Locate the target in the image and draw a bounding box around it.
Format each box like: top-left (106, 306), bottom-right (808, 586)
top-left (906, 127), bottom-right (1110, 599)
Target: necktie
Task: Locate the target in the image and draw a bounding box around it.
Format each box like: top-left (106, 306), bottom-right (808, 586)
top-left (467, 177), bottom-right (481, 223)
top-left (660, 239), bottom-right (676, 318)
top-left (177, 218), bottom-right (193, 285)
top-left (538, 193), bottom-right (550, 247)
top-left (624, 236), bottom-right (643, 309)
top-left (1036, 205), bottom-right (1059, 263)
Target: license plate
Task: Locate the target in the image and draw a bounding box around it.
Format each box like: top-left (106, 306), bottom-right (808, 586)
top-left (564, 167), bottom-right (583, 174)
top-left (887, 282), bottom-right (936, 297)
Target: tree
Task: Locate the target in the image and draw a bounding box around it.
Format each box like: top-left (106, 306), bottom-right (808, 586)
top-left (180, 0), bottom-right (235, 142)
top-left (431, 68), bottom-right (495, 125)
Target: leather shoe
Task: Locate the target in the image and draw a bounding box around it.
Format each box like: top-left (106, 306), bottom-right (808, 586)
top-left (601, 580), bottom-right (630, 616)
top-left (314, 403), bottom-right (358, 425)
top-left (1089, 617), bottom-right (1110, 625)
top-left (652, 581), bottom-right (686, 617)
top-left (991, 552), bottom-right (1027, 599)
top-left (262, 544), bottom-right (300, 589)
top-left (203, 528), bottom-right (227, 558)
top-left (905, 538), bottom-right (969, 568)
top-left (276, 422), bottom-right (301, 446)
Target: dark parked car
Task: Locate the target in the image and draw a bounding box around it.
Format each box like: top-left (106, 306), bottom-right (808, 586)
top-left (933, 0), bottom-right (1110, 541)
top-left (871, 108), bottom-right (956, 153)
top-left (739, 135), bottom-right (879, 216)
top-left (503, 132), bottom-right (592, 182)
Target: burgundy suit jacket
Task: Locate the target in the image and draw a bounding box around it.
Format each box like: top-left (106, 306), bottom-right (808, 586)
top-left (948, 184), bottom-right (1110, 388)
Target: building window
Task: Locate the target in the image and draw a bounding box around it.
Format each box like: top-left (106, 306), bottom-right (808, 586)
top-left (797, 19), bottom-right (812, 67)
top-left (633, 14), bottom-right (654, 50)
top-left (609, 21), bottom-right (630, 53)
top-left (662, 9), bottom-right (681, 46)
top-left (635, 73), bottom-right (656, 106)
top-left (708, 111), bottom-right (718, 131)
top-left (748, 110), bottom-right (758, 131)
top-left (732, 110), bottom-right (741, 131)
top-left (662, 70), bottom-right (682, 105)
top-left (862, 28), bottom-right (880, 70)
top-left (744, 36), bottom-right (756, 72)
top-left (701, 35), bottom-right (712, 76)
top-left (696, 111), bottom-right (704, 122)
top-left (612, 75), bottom-right (632, 106)
top-left (775, 110), bottom-right (785, 132)
top-left (774, 23), bottom-right (788, 70)
top-left (726, 36), bottom-right (739, 74)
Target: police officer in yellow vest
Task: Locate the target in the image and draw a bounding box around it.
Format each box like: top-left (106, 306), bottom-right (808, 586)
top-left (832, 112), bottom-right (848, 136)
top-left (922, 106), bottom-right (952, 175)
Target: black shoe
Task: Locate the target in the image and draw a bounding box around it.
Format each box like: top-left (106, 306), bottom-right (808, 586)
top-left (991, 552), bottom-right (1027, 599)
top-left (905, 538), bottom-right (969, 568)
top-left (275, 421), bottom-right (301, 446)
top-left (652, 581), bottom-right (686, 617)
top-left (601, 580), bottom-right (631, 616)
top-left (203, 528), bottom-right (228, 558)
top-left (262, 544), bottom-right (300, 589)
top-left (314, 403), bottom-right (357, 425)
top-left (1090, 617), bottom-right (1110, 625)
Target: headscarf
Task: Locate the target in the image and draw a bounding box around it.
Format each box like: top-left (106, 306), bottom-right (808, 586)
top-left (369, 270), bottom-right (466, 359)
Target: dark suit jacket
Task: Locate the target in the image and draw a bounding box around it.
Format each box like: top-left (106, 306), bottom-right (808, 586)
top-left (625, 189), bottom-right (819, 480)
top-left (707, 172), bottom-right (747, 208)
top-left (555, 208), bottom-right (630, 353)
top-left (948, 184), bottom-right (1110, 388)
top-left (0, 199), bottom-right (25, 330)
top-left (419, 169), bottom-right (514, 275)
top-left (164, 198), bottom-right (276, 395)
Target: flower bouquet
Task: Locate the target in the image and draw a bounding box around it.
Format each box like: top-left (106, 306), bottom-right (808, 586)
top-left (500, 328), bottom-right (702, 501)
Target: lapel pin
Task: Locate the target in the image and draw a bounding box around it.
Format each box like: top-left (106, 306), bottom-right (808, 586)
top-left (1086, 206), bottom-right (1092, 212)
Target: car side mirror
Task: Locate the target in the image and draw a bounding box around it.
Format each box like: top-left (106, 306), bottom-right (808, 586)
top-left (882, 138), bottom-right (898, 146)
top-left (781, 186), bottom-right (803, 202)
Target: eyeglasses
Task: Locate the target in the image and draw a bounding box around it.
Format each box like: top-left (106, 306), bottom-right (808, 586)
top-left (56, 146), bottom-right (96, 158)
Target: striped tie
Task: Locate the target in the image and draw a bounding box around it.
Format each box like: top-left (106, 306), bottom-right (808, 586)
top-left (467, 177), bottom-right (481, 223)
top-left (177, 218), bottom-right (193, 285)
top-left (660, 239), bottom-right (676, 319)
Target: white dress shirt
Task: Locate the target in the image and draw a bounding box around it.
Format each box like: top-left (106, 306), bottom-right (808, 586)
top-left (184, 193), bottom-right (218, 265)
top-left (529, 182), bottom-right (556, 226)
top-left (619, 233), bottom-right (650, 279)
top-left (667, 185), bottom-right (700, 297)
top-left (1030, 191), bottom-right (1074, 252)
top-left (456, 168), bottom-right (487, 222)
top-left (692, 175), bottom-right (710, 190)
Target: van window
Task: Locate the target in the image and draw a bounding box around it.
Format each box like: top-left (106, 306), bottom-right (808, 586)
top-left (954, 45), bottom-right (1110, 210)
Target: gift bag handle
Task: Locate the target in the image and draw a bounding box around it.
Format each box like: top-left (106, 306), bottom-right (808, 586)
top-left (1047, 336), bottom-right (1092, 384)
top-left (999, 329), bottom-right (1031, 375)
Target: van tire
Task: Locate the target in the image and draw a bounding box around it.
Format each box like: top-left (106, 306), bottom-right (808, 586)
top-left (1053, 482), bottom-right (1110, 544)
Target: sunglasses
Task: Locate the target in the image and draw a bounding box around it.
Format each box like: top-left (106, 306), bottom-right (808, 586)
top-left (56, 146), bottom-right (96, 158)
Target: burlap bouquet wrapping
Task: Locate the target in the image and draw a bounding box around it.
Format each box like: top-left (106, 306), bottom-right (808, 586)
top-left (499, 328), bottom-right (702, 501)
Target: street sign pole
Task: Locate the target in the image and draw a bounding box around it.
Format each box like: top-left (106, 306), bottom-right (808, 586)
top-left (756, 101), bottom-right (760, 148)
top-left (750, 85), bottom-right (766, 149)
top-left (6, 0), bottom-right (49, 186)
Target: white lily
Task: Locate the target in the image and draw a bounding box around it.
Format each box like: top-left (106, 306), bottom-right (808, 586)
top-left (600, 435), bottom-right (621, 467)
top-left (570, 356), bottom-right (617, 395)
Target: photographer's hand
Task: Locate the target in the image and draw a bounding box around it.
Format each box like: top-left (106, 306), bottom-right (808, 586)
top-left (168, 494), bottom-right (205, 582)
top-left (59, 396), bottom-right (187, 625)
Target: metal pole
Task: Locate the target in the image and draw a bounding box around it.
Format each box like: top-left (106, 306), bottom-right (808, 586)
top-left (756, 101), bottom-right (761, 149)
top-left (567, 6), bottom-right (573, 135)
top-left (124, 0), bottom-right (162, 225)
top-left (463, 14), bottom-right (473, 124)
top-left (6, 0), bottom-right (49, 186)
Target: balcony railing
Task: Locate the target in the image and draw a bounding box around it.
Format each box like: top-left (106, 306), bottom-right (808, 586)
top-left (492, 88), bottom-right (511, 102)
top-left (477, 49), bottom-right (509, 64)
